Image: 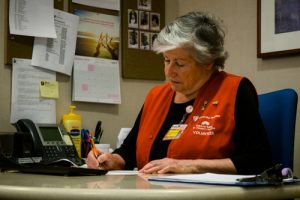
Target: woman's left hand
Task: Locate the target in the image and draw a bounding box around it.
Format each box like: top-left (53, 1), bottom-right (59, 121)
top-left (139, 158), bottom-right (195, 174)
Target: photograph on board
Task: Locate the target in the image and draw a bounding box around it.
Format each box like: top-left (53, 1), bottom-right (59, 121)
top-left (140, 31), bottom-right (150, 50)
top-left (128, 29), bottom-right (139, 49)
top-left (74, 10), bottom-right (120, 60)
top-left (150, 12), bottom-right (160, 31)
top-left (138, 0), bottom-right (152, 11)
top-left (139, 11), bottom-right (149, 30)
top-left (128, 9), bottom-right (138, 29)
top-left (150, 32), bottom-right (158, 49)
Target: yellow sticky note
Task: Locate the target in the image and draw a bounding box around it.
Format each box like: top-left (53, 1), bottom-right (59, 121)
top-left (40, 80), bottom-right (59, 99)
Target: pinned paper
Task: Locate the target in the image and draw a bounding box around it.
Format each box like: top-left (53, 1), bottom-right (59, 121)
top-left (40, 80), bottom-right (59, 99)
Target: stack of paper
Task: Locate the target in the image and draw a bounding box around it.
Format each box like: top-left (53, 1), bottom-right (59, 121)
top-left (148, 173), bottom-right (258, 186)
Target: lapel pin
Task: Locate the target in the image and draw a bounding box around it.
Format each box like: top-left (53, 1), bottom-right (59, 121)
top-left (201, 101), bottom-right (208, 110)
top-left (212, 101), bottom-right (219, 105)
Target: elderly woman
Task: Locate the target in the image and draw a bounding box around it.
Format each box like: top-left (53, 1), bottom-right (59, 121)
top-left (87, 11), bottom-right (272, 175)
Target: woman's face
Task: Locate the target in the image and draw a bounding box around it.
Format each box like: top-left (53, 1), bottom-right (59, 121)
top-left (163, 48), bottom-right (213, 97)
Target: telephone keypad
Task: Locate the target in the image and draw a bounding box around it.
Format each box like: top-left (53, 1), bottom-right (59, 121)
top-left (42, 145), bottom-right (84, 166)
top-left (43, 146), bottom-right (60, 162)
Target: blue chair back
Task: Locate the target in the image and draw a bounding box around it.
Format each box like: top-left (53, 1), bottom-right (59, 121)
top-left (258, 89), bottom-right (298, 170)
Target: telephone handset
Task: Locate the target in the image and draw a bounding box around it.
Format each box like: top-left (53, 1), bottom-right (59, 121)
top-left (13, 119), bottom-right (85, 167)
top-left (14, 119), bottom-right (43, 157)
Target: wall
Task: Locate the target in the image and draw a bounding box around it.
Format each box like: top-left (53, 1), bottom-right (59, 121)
top-left (1, 0), bottom-right (299, 176)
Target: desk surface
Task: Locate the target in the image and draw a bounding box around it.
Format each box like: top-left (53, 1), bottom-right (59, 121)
top-left (0, 171), bottom-right (300, 200)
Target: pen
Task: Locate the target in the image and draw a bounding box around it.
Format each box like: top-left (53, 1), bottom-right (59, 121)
top-left (97, 129), bottom-right (103, 143)
top-left (95, 120), bottom-right (103, 143)
top-left (91, 139), bottom-right (101, 158)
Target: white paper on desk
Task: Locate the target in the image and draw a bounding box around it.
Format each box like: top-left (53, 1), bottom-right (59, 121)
top-left (9, 0), bottom-right (57, 38)
top-left (72, 0), bottom-right (120, 11)
top-left (72, 56), bottom-right (121, 104)
top-left (31, 9), bottom-right (79, 76)
top-left (148, 173), bottom-right (255, 186)
top-left (107, 170), bottom-right (138, 175)
top-left (10, 58), bottom-right (56, 124)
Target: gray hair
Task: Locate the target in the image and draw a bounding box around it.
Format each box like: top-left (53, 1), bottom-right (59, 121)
top-left (152, 11), bottom-right (228, 69)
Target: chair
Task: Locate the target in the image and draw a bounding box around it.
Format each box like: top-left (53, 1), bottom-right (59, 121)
top-left (258, 89), bottom-right (298, 170)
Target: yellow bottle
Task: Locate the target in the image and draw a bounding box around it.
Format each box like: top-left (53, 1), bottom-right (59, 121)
top-left (62, 105), bottom-right (81, 132)
top-left (62, 105), bottom-right (82, 157)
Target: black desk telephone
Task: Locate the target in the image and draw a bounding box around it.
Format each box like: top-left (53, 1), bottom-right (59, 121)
top-left (9, 119), bottom-right (85, 167)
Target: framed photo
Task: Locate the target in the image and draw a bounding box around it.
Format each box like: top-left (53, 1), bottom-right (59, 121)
top-left (257, 0), bottom-right (300, 58)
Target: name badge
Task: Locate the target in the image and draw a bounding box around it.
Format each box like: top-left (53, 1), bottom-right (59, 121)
top-left (163, 124), bottom-right (188, 140)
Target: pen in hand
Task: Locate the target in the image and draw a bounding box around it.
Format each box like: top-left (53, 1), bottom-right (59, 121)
top-left (91, 139), bottom-right (101, 159)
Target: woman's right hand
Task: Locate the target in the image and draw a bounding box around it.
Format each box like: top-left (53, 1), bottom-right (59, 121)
top-left (86, 150), bottom-right (125, 170)
top-left (86, 150), bottom-right (100, 169)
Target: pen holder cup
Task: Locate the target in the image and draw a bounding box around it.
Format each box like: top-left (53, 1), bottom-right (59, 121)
top-left (95, 144), bottom-right (110, 153)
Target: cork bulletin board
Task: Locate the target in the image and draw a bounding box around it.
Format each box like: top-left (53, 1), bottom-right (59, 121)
top-left (5, 0), bottom-right (165, 81)
top-left (121, 0), bottom-right (165, 80)
top-left (4, 0), bottom-right (64, 65)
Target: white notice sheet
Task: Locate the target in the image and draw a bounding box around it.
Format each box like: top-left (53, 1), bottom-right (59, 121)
top-left (9, 0), bottom-right (57, 38)
top-left (11, 58), bottom-right (56, 124)
top-left (72, 0), bottom-right (120, 11)
top-left (31, 9), bottom-right (79, 75)
top-left (72, 56), bottom-right (121, 104)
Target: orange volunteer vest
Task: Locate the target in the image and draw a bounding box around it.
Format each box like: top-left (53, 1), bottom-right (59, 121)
top-left (136, 71), bottom-right (256, 169)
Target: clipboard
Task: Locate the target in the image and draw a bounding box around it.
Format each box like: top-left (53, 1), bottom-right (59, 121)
top-left (148, 171), bottom-right (299, 186)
